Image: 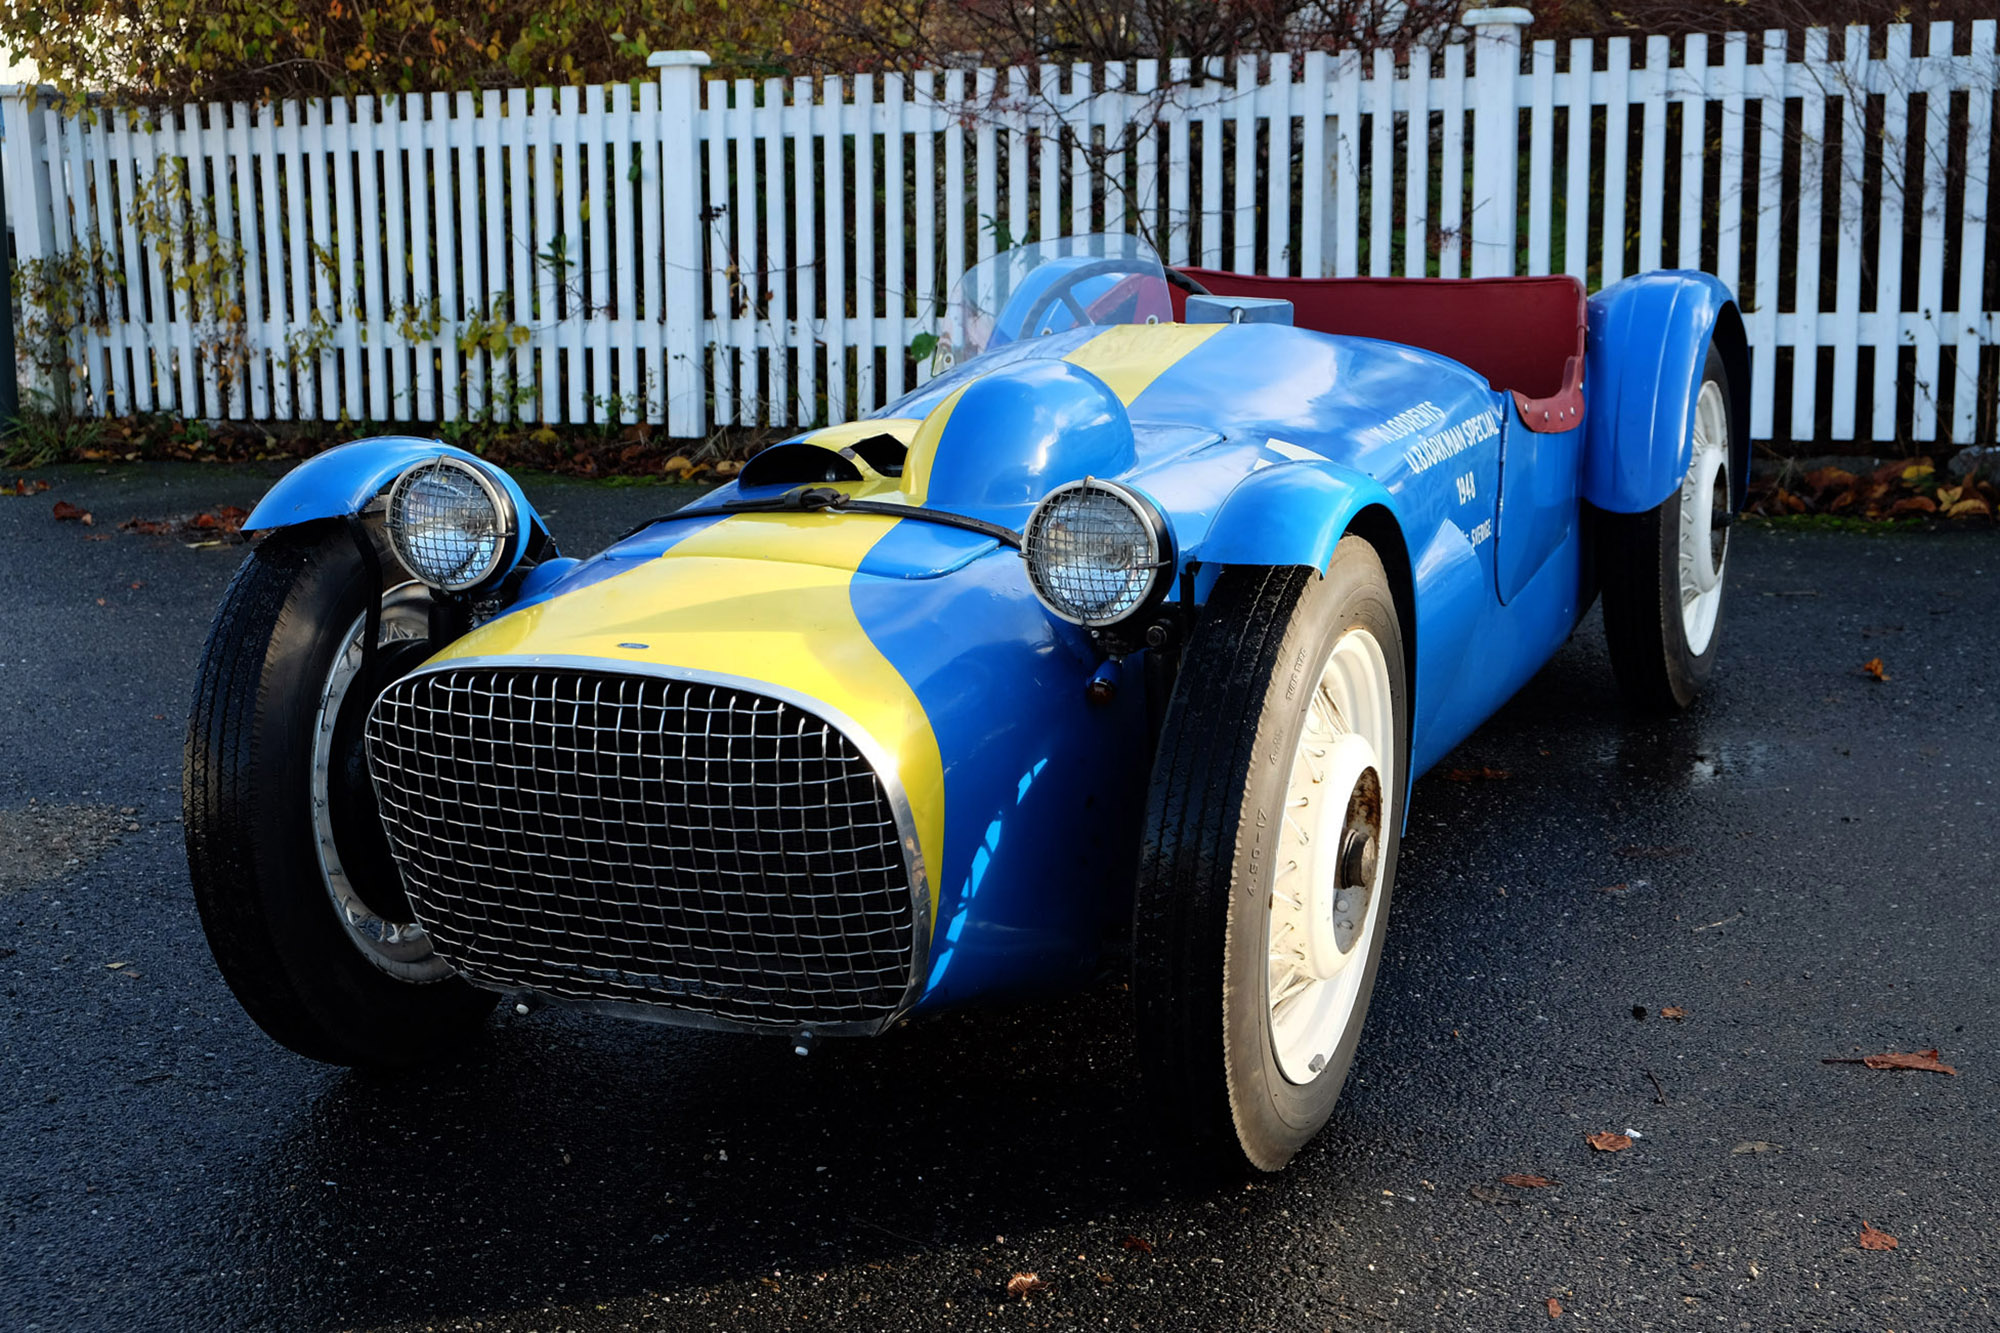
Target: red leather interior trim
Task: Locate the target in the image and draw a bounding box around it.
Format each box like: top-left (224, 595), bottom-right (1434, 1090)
top-left (1175, 269), bottom-right (1587, 433)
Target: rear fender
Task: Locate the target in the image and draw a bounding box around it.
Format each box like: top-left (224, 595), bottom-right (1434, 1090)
top-left (243, 436), bottom-right (549, 574)
top-left (1583, 272), bottom-right (1750, 514)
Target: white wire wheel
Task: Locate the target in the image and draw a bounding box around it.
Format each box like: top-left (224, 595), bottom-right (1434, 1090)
top-left (1134, 535), bottom-right (1407, 1173)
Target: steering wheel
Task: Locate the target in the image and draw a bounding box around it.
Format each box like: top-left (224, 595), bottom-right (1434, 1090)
top-left (1015, 258), bottom-right (1209, 339)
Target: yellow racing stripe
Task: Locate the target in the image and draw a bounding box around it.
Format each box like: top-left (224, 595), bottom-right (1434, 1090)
top-left (1060, 322), bottom-right (1224, 405)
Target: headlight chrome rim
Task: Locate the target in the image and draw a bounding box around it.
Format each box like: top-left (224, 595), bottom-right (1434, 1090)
top-left (384, 456), bottom-right (517, 594)
top-left (1021, 477), bottom-right (1174, 628)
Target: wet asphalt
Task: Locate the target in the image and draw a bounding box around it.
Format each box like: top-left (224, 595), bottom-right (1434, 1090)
top-left (2, 463), bottom-right (1996, 1332)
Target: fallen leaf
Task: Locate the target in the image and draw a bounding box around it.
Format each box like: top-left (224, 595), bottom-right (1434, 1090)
top-left (1596, 882), bottom-right (1629, 894)
top-left (1857, 1222), bottom-right (1898, 1251)
top-left (714, 458), bottom-right (743, 476)
top-left (1946, 495), bottom-right (1992, 518)
top-left (1121, 1236), bottom-right (1153, 1254)
top-left (128, 581), bottom-right (144, 590)
top-left (1861, 657), bottom-right (1890, 682)
top-left (1862, 1049), bottom-right (1956, 1075)
top-left (52, 500), bottom-right (94, 525)
top-left (1443, 766), bottom-right (1511, 782)
top-left (1006, 1272), bottom-right (1044, 1298)
top-left (105, 961), bottom-right (128, 970)
top-left (1547, 1297), bottom-right (1564, 1318)
top-left (95, 598), bottom-right (106, 606)
top-left (1821, 1048), bottom-right (1957, 1075)
top-left (1586, 1132), bottom-right (1632, 1153)
top-left (1500, 1173), bottom-right (1554, 1188)
top-left (118, 517), bottom-right (173, 535)
top-left (1467, 1184), bottom-right (1506, 1203)
top-left (1661, 1006), bottom-right (1688, 1021)
top-left (1731, 1141), bottom-right (1781, 1154)
top-left (1886, 495), bottom-right (1936, 516)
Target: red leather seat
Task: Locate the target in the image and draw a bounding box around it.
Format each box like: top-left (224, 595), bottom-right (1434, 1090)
top-left (1174, 269), bottom-right (1586, 433)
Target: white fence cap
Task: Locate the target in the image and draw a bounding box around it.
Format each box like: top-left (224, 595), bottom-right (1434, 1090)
top-left (1462, 7), bottom-right (1534, 26)
top-left (647, 51), bottom-right (713, 68)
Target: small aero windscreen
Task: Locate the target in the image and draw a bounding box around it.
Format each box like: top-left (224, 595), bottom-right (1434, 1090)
top-left (930, 233), bottom-right (1172, 373)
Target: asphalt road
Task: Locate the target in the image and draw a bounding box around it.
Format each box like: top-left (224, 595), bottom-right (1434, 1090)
top-left (3, 464), bottom-right (1996, 1332)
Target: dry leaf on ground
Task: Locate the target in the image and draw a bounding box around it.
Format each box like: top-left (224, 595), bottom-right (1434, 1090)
top-left (1862, 657), bottom-right (1890, 682)
top-left (1121, 1236), bottom-right (1153, 1254)
top-left (1547, 1297), bottom-right (1564, 1318)
top-left (1006, 1272), bottom-right (1044, 1298)
top-left (1586, 1132), bottom-right (1632, 1153)
top-left (1500, 1174), bottom-right (1554, 1188)
top-left (1857, 1222), bottom-right (1898, 1251)
top-left (1443, 766), bottom-right (1511, 782)
top-left (52, 500), bottom-right (93, 525)
top-left (1822, 1048), bottom-right (1957, 1076)
top-left (1661, 1006), bottom-right (1688, 1020)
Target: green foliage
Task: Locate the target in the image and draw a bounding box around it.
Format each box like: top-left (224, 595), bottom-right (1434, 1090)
top-left (11, 239), bottom-right (119, 410)
top-left (2, 390), bottom-right (104, 468)
top-left (0, 0), bottom-right (803, 106)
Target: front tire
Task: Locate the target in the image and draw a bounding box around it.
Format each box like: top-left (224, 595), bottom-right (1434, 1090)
top-left (183, 526), bottom-right (494, 1067)
top-left (1600, 342), bottom-right (1735, 712)
top-left (1135, 540), bottom-right (1408, 1172)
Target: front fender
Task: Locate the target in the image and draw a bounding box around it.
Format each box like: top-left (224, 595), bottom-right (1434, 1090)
top-left (244, 436), bottom-right (549, 571)
top-left (1191, 459), bottom-right (1399, 575)
top-left (1583, 272), bottom-right (1750, 514)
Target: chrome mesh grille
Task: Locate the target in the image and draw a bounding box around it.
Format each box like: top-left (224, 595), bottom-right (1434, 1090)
top-left (364, 667), bottom-right (917, 1026)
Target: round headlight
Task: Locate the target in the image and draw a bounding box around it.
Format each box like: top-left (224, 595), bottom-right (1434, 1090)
top-left (1022, 478), bottom-right (1173, 627)
top-left (385, 457), bottom-right (515, 593)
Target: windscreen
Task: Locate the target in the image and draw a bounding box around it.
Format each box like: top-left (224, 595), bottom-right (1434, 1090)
top-left (930, 233), bottom-right (1172, 373)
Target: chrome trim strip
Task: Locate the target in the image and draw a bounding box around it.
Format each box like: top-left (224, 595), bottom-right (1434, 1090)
top-left (373, 652), bottom-right (934, 1029)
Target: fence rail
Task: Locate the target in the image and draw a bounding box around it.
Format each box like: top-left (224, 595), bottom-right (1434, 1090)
top-left (5, 16), bottom-right (1997, 446)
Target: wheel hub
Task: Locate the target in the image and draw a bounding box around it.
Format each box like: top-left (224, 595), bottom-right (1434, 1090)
top-left (1297, 739), bottom-right (1382, 982)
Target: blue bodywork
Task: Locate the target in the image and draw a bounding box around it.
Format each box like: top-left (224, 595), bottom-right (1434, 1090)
top-left (260, 269), bottom-right (1744, 1017)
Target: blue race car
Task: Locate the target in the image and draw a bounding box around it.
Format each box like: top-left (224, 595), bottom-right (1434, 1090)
top-left (185, 233), bottom-right (1747, 1171)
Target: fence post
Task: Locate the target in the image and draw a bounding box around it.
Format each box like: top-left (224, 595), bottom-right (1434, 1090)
top-left (652, 50), bottom-right (711, 440)
top-left (3, 87), bottom-right (61, 408)
top-left (1465, 8), bottom-right (1530, 277)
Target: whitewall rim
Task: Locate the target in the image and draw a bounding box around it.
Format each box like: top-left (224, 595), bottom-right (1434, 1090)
top-left (1265, 626), bottom-right (1395, 1085)
top-left (1678, 379), bottom-right (1730, 656)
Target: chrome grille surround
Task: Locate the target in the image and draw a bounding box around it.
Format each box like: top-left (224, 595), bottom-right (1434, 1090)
top-left (363, 656), bottom-right (930, 1033)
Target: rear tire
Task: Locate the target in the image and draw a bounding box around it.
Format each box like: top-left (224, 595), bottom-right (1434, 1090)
top-left (1600, 341), bottom-right (1735, 712)
top-left (1134, 539), bottom-right (1408, 1172)
top-left (183, 526), bottom-right (494, 1067)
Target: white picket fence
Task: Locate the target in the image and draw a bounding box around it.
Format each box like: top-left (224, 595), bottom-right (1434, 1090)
top-left (5, 15), bottom-right (1997, 445)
